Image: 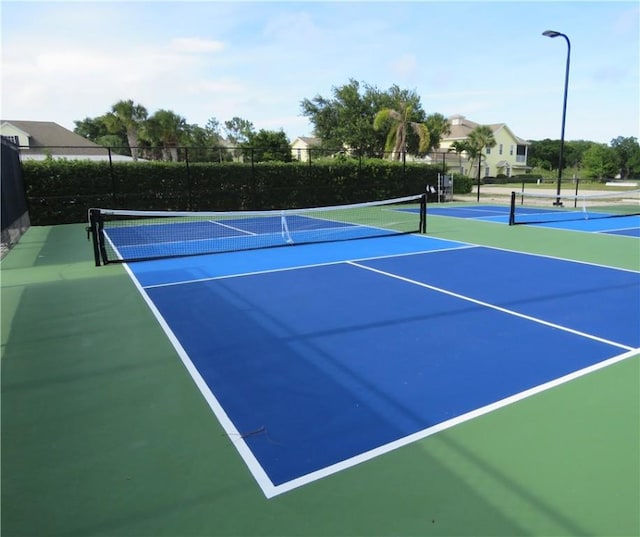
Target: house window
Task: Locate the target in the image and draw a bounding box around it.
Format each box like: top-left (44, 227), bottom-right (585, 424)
top-left (484, 166), bottom-right (490, 177)
top-left (2, 135), bottom-right (19, 145)
top-left (510, 145), bottom-right (514, 155)
top-left (486, 147), bottom-right (491, 155)
top-left (499, 144), bottom-right (503, 155)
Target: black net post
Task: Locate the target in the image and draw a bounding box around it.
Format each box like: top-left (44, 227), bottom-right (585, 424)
top-left (420, 193), bottom-right (427, 233)
top-left (87, 208), bottom-right (105, 266)
top-left (509, 191), bottom-right (516, 225)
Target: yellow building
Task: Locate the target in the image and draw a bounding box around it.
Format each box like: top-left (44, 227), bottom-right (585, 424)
top-left (439, 115), bottom-right (530, 178)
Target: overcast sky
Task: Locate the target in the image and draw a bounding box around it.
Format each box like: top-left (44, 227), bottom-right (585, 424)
top-left (2, 1), bottom-right (638, 144)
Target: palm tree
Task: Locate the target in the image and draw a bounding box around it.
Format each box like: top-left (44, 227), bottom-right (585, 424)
top-left (448, 140), bottom-right (469, 174)
top-left (466, 125), bottom-right (497, 201)
top-left (425, 113), bottom-right (451, 153)
top-left (373, 89), bottom-right (429, 160)
top-left (105, 100), bottom-right (148, 161)
top-left (144, 110), bottom-right (188, 161)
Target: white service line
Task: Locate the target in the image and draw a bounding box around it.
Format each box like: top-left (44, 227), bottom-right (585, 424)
top-left (347, 260), bottom-right (636, 352)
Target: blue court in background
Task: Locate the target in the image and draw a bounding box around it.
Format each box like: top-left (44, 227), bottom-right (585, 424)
top-left (122, 232), bottom-right (640, 497)
top-left (426, 203), bottom-right (640, 236)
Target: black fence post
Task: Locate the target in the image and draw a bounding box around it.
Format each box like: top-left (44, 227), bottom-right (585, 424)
top-left (184, 147), bottom-right (192, 210)
top-left (108, 147), bottom-right (116, 205)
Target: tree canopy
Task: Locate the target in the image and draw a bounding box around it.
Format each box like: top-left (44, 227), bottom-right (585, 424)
top-left (72, 90), bottom-right (640, 177)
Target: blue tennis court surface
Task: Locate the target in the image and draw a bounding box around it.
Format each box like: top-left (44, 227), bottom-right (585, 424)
top-left (123, 233), bottom-right (640, 498)
top-left (427, 203), bottom-right (640, 236)
top-left (428, 204), bottom-right (510, 222)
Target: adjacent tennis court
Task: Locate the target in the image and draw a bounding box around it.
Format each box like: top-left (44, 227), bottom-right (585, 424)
top-left (426, 188), bottom-right (640, 237)
top-left (2, 196), bottom-right (639, 536)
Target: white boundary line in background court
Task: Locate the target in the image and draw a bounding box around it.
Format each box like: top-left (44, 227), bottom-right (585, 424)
top-left (125, 243), bottom-right (640, 499)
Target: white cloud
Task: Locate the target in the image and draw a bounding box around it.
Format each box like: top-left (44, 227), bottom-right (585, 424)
top-left (1, 2), bottom-right (637, 143)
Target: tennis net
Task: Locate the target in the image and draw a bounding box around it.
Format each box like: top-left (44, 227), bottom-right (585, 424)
top-left (88, 194), bottom-right (426, 265)
top-left (508, 189), bottom-right (640, 225)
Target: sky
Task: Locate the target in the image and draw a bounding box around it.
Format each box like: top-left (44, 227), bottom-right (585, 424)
top-left (1, 1), bottom-right (639, 144)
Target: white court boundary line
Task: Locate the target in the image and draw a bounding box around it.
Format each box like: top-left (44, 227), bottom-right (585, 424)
top-left (125, 242), bottom-right (639, 499)
top-left (271, 347), bottom-right (639, 497)
top-left (122, 262), bottom-right (278, 498)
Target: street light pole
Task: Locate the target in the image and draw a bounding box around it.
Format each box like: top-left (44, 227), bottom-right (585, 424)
top-left (542, 30), bottom-right (571, 206)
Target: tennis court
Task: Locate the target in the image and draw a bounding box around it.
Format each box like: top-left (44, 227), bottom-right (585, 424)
top-left (2, 197), bottom-right (639, 536)
top-left (426, 188), bottom-right (640, 237)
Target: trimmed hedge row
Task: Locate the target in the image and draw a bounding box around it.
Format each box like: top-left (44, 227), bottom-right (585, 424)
top-left (22, 159), bottom-right (473, 225)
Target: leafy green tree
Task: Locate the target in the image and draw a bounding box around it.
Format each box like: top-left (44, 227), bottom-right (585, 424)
top-left (300, 79), bottom-right (392, 156)
top-left (74, 115), bottom-right (115, 143)
top-left (581, 143), bottom-right (618, 180)
top-left (373, 88), bottom-right (429, 160)
top-left (527, 138), bottom-right (559, 170)
top-left (245, 129), bottom-right (291, 162)
top-left (610, 136), bottom-right (640, 179)
top-left (223, 117), bottom-right (254, 145)
top-left (563, 140), bottom-right (591, 169)
top-left (104, 99), bottom-right (148, 161)
top-left (204, 118), bottom-right (223, 142)
top-left (95, 134), bottom-right (127, 149)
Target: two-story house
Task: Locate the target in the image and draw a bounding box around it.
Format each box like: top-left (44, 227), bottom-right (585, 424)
top-left (438, 115), bottom-right (530, 178)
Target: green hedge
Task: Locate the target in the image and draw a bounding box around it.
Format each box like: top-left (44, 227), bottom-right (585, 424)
top-left (22, 159), bottom-right (473, 225)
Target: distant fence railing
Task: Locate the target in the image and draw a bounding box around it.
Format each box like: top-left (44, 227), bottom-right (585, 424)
top-left (18, 144), bottom-right (465, 166)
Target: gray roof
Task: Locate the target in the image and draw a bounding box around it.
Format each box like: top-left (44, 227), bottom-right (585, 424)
top-left (443, 115), bottom-right (529, 145)
top-left (1, 120), bottom-right (114, 158)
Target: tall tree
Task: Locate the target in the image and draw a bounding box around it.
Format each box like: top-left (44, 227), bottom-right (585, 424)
top-left (74, 115), bottom-right (113, 142)
top-left (528, 138), bottom-right (559, 170)
top-left (223, 117), bottom-right (254, 145)
top-left (466, 125), bottom-right (496, 200)
top-left (300, 79), bottom-right (391, 156)
top-left (424, 112), bottom-right (451, 152)
top-left (144, 109), bottom-right (187, 161)
top-left (582, 143), bottom-right (618, 180)
top-left (610, 136), bottom-right (640, 179)
top-left (104, 100), bottom-right (148, 161)
top-left (466, 125), bottom-right (497, 175)
top-left (245, 129), bottom-right (291, 162)
top-left (373, 86), bottom-right (429, 160)
top-left (448, 140), bottom-right (469, 174)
